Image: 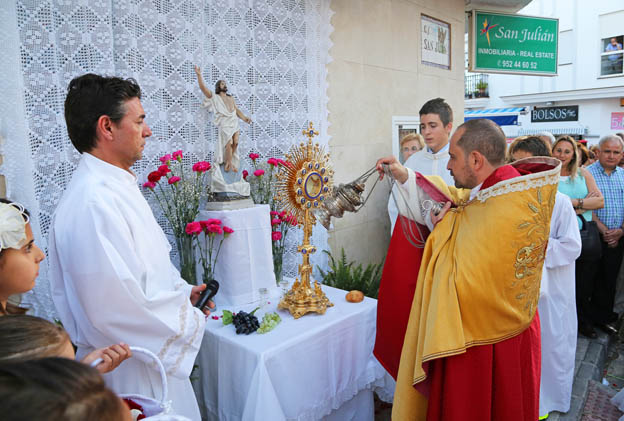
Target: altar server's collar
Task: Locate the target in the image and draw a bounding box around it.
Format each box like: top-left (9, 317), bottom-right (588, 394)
top-left (83, 152), bottom-right (138, 184)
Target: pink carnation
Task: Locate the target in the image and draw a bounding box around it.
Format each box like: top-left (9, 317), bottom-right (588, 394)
top-left (168, 176), bottom-right (181, 184)
top-left (270, 211), bottom-right (279, 216)
top-left (223, 226), bottom-right (234, 234)
top-left (192, 161), bottom-right (211, 173)
top-left (201, 218), bottom-right (222, 227)
top-left (185, 222), bottom-right (202, 235)
top-left (254, 169), bottom-right (265, 177)
top-left (271, 218), bottom-right (281, 226)
top-left (172, 150), bottom-right (183, 160)
top-left (277, 158), bottom-right (288, 167)
top-left (267, 158), bottom-right (279, 167)
top-left (249, 153), bottom-right (260, 161)
top-left (286, 215), bottom-right (298, 226)
top-left (271, 231), bottom-right (282, 241)
top-left (242, 170), bottom-right (248, 179)
top-left (207, 224), bottom-right (223, 234)
top-left (279, 211), bottom-right (286, 219)
top-left (158, 164), bottom-right (170, 175)
top-left (159, 154), bottom-right (172, 163)
top-left (142, 181), bottom-right (156, 189)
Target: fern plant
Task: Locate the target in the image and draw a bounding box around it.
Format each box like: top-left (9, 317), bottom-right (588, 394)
top-left (319, 249), bottom-right (384, 299)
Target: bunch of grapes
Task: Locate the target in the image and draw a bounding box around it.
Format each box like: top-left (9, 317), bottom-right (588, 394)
top-left (233, 310), bottom-right (260, 335)
top-left (257, 312), bottom-right (282, 334)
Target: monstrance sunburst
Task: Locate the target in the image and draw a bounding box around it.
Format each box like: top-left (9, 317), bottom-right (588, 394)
top-left (275, 122), bottom-right (334, 318)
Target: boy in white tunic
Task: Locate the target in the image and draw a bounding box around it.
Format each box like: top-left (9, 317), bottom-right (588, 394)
top-left (49, 74), bottom-right (213, 421)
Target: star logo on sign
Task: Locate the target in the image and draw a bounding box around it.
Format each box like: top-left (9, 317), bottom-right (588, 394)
top-left (480, 18), bottom-right (499, 47)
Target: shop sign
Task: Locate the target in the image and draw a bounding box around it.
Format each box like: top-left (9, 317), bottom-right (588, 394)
top-left (531, 105), bottom-right (578, 123)
top-left (470, 10), bottom-right (558, 76)
top-left (612, 112), bottom-right (624, 130)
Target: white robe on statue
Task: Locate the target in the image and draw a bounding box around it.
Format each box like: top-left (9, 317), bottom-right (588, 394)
top-left (388, 146), bottom-right (453, 233)
top-left (538, 192), bottom-right (582, 416)
top-left (49, 153), bottom-right (206, 421)
top-left (202, 94), bottom-right (249, 196)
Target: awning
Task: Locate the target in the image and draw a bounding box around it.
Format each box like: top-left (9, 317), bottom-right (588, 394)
top-left (518, 127), bottom-right (586, 136)
top-left (464, 107), bottom-right (525, 126)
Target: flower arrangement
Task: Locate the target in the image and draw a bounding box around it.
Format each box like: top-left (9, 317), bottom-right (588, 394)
top-left (142, 150), bottom-right (211, 284)
top-left (270, 211), bottom-right (298, 282)
top-left (247, 153), bottom-right (289, 206)
top-left (186, 219), bottom-right (234, 282)
top-left (246, 153), bottom-right (298, 283)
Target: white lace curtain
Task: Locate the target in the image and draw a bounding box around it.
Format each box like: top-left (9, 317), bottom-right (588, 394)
top-left (0, 0), bottom-right (333, 319)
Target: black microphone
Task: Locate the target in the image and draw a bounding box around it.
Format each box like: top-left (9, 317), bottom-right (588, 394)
top-left (194, 280), bottom-right (220, 309)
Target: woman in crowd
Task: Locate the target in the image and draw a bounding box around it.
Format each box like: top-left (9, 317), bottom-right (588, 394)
top-left (399, 133), bottom-right (425, 162)
top-left (0, 199), bottom-right (130, 372)
top-left (552, 136), bottom-right (604, 338)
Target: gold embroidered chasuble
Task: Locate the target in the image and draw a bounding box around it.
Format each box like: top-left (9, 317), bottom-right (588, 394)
top-left (392, 158), bottom-right (561, 419)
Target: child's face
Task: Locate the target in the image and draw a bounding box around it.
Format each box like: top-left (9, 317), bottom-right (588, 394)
top-left (0, 223), bottom-right (45, 299)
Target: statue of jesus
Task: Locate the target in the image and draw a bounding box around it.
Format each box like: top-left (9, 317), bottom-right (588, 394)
top-left (195, 65), bottom-right (251, 198)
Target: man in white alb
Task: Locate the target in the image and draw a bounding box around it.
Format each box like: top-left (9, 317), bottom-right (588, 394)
top-left (49, 74), bottom-right (213, 421)
top-left (388, 98), bottom-right (454, 233)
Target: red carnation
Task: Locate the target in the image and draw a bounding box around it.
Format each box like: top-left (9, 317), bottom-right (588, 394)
top-left (186, 222), bottom-right (202, 235)
top-left (267, 158), bottom-right (279, 167)
top-left (158, 164), bottom-right (171, 175)
top-left (192, 161), bottom-right (211, 173)
top-left (168, 176), bottom-right (181, 184)
top-left (271, 218), bottom-right (281, 226)
top-left (223, 226), bottom-right (234, 235)
top-left (242, 170), bottom-right (249, 180)
top-left (147, 171), bottom-right (162, 183)
top-left (249, 153), bottom-right (260, 161)
top-left (207, 224), bottom-right (223, 234)
top-left (271, 231), bottom-right (282, 241)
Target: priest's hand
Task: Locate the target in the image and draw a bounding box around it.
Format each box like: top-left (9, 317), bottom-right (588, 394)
top-left (191, 284), bottom-right (216, 315)
top-left (82, 343), bottom-right (132, 374)
top-left (375, 156), bottom-right (408, 184)
top-left (430, 201), bottom-right (452, 227)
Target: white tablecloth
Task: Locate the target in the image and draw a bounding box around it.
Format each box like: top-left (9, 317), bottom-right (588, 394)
top-left (193, 285), bottom-right (394, 421)
top-left (197, 205), bottom-right (278, 306)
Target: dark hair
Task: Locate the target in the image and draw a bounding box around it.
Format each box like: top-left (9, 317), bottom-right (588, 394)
top-left (214, 79), bottom-right (230, 96)
top-left (508, 136), bottom-right (551, 161)
top-left (577, 143), bottom-right (590, 166)
top-left (64, 73), bottom-right (142, 153)
top-left (0, 315), bottom-right (70, 361)
top-left (456, 119), bottom-right (507, 166)
top-left (0, 357), bottom-right (125, 421)
top-left (419, 98), bottom-right (453, 127)
top-left (0, 199), bottom-right (31, 315)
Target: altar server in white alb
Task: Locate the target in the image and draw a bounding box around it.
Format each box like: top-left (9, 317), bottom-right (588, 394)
top-left (508, 136), bottom-right (582, 418)
top-left (49, 74), bottom-right (213, 421)
top-left (387, 98), bottom-right (454, 233)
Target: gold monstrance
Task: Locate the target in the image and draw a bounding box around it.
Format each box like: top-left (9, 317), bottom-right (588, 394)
top-left (275, 122), bottom-right (334, 318)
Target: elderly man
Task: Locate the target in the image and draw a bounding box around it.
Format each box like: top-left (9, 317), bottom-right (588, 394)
top-left (377, 119), bottom-right (560, 420)
top-left (49, 74), bottom-right (213, 420)
top-left (587, 135), bottom-right (624, 334)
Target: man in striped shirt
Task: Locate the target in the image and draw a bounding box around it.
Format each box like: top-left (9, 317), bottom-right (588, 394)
top-left (587, 134), bottom-right (624, 333)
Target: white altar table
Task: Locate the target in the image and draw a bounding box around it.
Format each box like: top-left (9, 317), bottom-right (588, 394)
top-left (193, 285), bottom-right (394, 421)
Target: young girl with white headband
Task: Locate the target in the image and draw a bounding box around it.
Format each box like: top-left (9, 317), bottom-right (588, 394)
top-left (0, 199), bottom-right (130, 373)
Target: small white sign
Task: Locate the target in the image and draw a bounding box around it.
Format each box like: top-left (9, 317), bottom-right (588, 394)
top-left (421, 14), bottom-right (451, 70)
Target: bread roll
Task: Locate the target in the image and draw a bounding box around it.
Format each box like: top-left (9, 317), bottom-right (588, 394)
top-left (345, 290), bottom-right (364, 303)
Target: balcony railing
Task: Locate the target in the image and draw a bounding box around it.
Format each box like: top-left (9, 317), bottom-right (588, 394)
top-left (465, 74), bottom-right (489, 99)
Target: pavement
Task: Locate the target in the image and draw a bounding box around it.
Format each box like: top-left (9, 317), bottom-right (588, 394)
top-left (374, 327), bottom-right (624, 421)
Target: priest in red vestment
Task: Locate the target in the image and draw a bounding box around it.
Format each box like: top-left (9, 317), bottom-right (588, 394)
top-left (375, 118), bottom-right (561, 420)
